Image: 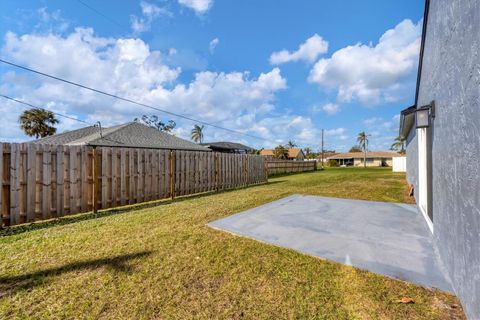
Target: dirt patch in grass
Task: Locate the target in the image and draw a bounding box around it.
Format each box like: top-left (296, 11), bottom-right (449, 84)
top-left (0, 168), bottom-right (465, 319)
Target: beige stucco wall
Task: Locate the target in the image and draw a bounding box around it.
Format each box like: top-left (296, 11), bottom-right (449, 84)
top-left (353, 158), bottom-right (392, 167)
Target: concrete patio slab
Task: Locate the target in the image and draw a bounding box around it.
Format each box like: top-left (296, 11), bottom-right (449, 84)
top-left (208, 194), bottom-right (452, 292)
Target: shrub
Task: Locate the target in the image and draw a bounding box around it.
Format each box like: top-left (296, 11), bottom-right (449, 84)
top-left (327, 159), bottom-right (339, 167)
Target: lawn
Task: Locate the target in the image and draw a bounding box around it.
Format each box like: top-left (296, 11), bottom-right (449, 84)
top-left (0, 168), bottom-right (464, 319)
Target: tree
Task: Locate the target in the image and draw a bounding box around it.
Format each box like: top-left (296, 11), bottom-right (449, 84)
top-left (273, 145), bottom-right (289, 159)
top-left (286, 140), bottom-right (297, 148)
top-left (357, 131), bottom-right (369, 168)
top-left (191, 124), bottom-right (205, 144)
top-left (19, 108), bottom-right (59, 139)
top-left (134, 115), bottom-right (176, 132)
top-left (390, 136), bottom-right (406, 154)
top-left (349, 145), bottom-right (363, 152)
top-left (303, 147), bottom-right (312, 156)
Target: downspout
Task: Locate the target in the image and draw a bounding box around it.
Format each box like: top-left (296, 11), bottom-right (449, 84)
top-left (414, 0), bottom-right (431, 107)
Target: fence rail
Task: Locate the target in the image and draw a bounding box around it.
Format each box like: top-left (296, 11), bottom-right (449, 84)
top-left (266, 160), bottom-right (316, 176)
top-left (0, 143), bottom-right (266, 226)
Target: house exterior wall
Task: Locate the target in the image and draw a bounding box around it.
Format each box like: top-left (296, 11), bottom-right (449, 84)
top-left (353, 158), bottom-right (391, 167)
top-left (295, 152), bottom-right (305, 161)
top-left (405, 127), bottom-right (418, 200)
top-left (410, 0), bottom-right (480, 318)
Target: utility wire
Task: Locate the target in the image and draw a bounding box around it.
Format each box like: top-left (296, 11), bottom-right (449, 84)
top-left (75, 0), bottom-right (127, 30)
top-left (0, 58), bottom-right (269, 142)
top-left (0, 94), bottom-right (95, 126)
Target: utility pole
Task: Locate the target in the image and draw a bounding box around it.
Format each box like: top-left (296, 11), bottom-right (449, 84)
top-left (321, 129), bottom-right (324, 169)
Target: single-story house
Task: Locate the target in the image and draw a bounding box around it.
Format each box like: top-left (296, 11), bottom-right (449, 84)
top-left (316, 152), bottom-right (338, 163)
top-left (33, 122), bottom-right (211, 151)
top-left (399, 0), bottom-right (479, 318)
top-left (200, 141), bottom-right (253, 154)
top-left (326, 152), bottom-right (402, 167)
top-left (260, 148), bottom-right (305, 161)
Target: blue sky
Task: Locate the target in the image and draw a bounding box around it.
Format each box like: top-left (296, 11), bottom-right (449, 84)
top-left (0, 0), bottom-right (424, 151)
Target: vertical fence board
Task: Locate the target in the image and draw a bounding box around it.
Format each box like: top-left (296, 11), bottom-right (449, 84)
top-left (69, 146), bottom-right (78, 214)
top-left (120, 149), bottom-right (126, 206)
top-left (10, 144), bottom-right (20, 225)
top-left (81, 147), bottom-right (89, 212)
top-left (101, 148), bottom-right (108, 209)
top-left (25, 144), bottom-right (36, 222)
top-left (111, 148), bottom-right (117, 207)
top-left (42, 145), bottom-right (52, 219)
top-left (56, 146), bottom-right (64, 216)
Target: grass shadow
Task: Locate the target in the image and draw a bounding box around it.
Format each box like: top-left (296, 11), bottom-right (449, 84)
top-left (1, 182), bottom-right (283, 237)
top-left (0, 251), bottom-right (153, 298)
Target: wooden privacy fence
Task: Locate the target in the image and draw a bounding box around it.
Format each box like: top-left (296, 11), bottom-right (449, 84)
top-left (0, 143), bottom-right (266, 226)
top-left (266, 160), bottom-right (316, 176)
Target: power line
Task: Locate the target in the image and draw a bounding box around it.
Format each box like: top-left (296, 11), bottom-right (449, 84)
top-left (75, 0), bottom-right (127, 30)
top-left (0, 58), bottom-right (269, 142)
top-left (0, 94), bottom-right (95, 126)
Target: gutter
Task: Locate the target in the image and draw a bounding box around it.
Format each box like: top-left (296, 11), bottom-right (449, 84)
top-left (414, 0), bottom-right (430, 106)
top-left (399, 0), bottom-right (431, 138)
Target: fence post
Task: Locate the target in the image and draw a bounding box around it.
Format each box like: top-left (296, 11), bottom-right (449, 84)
top-left (170, 150), bottom-right (176, 199)
top-left (92, 148), bottom-right (98, 214)
top-left (214, 153), bottom-right (219, 192)
top-left (243, 155), bottom-right (247, 186)
top-left (264, 159), bottom-right (268, 180)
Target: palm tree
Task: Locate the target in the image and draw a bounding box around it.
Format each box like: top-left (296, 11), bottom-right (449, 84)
top-left (286, 140), bottom-right (297, 148)
top-left (191, 124), bottom-right (205, 144)
top-left (273, 145), bottom-right (289, 159)
top-left (357, 131), bottom-right (369, 168)
top-left (304, 147), bottom-right (312, 156)
top-left (390, 136), bottom-right (406, 154)
top-left (19, 108), bottom-right (59, 139)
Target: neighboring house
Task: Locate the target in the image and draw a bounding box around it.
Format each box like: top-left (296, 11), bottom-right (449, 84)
top-left (316, 152), bottom-right (338, 164)
top-left (326, 152), bottom-right (402, 167)
top-left (399, 0), bottom-right (479, 318)
top-left (200, 141), bottom-right (253, 154)
top-left (33, 122), bottom-right (210, 151)
top-left (260, 148), bottom-right (305, 160)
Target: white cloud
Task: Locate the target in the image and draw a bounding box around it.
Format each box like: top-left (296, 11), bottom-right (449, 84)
top-left (36, 7), bottom-right (70, 33)
top-left (270, 34), bottom-right (328, 65)
top-left (321, 103), bottom-right (340, 115)
top-left (131, 1), bottom-right (171, 34)
top-left (209, 37), bottom-right (219, 54)
top-left (178, 0), bottom-right (212, 14)
top-left (308, 19), bottom-right (421, 106)
top-left (0, 28), bottom-right (298, 148)
top-left (325, 128), bottom-right (346, 136)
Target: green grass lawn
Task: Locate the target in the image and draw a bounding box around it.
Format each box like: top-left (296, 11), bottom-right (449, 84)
top-left (0, 168), bottom-right (464, 319)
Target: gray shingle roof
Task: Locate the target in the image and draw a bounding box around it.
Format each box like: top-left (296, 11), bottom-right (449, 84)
top-left (33, 122), bottom-right (210, 151)
top-left (200, 141), bottom-right (253, 151)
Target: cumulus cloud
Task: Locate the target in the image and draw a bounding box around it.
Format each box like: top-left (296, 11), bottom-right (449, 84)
top-left (270, 34), bottom-right (328, 65)
top-left (249, 115), bottom-right (319, 148)
top-left (0, 28), bottom-right (300, 148)
top-left (209, 37), bottom-right (219, 54)
top-left (308, 19), bottom-right (421, 106)
top-left (131, 1), bottom-right (171, 34)
top-left (321, 103), bottom-right (340, 115)
top-left (36, 7), bottom-right (70, 33)
top-left (325, 128), bottom-right (346, 136)
top-left (178, 0), bottom-right (212, 14)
